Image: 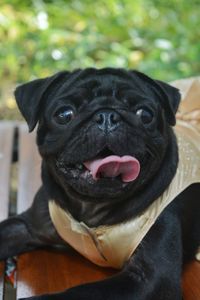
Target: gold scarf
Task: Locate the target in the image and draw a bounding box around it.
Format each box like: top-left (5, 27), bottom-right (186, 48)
top-left (49, 78), bottom-right (200, 269)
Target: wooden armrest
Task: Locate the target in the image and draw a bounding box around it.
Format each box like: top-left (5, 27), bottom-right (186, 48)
top-left (17, 249), bottom-right (115, 299)
top-left (183, 260), bottom-right (200, 300)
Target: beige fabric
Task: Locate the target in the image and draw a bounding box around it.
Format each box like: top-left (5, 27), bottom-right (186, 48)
top-left (49, 78), bottom-right (200, 269)
top-left (196, 247), bottom-right (200, 261)
top-left (172, 77), bottom-right (200, 131)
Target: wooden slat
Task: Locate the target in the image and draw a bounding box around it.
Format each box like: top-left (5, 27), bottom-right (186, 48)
top-left (183, 260), bottom-right (200, 300)
top-left (16, 122), bottom-right (200, 300)
top-left (0, 121), bottom-right (15, 300)
top-left (0, 122), bottom-right (14, 221)
top-left (17, 123), bottom-right (41, 213)
top-left (16, 123), bottom-right (42, 299)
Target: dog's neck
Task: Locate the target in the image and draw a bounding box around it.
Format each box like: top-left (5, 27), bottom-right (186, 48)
top-left (42, 130), bottom-right (178, 227)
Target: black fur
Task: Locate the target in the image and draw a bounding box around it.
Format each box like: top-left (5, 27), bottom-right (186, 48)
top-left (0, 68), bottom-right (199, 300)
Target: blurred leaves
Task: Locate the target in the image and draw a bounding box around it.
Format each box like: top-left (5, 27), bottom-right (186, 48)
top-left (0, 0), bottom-right (200, 119)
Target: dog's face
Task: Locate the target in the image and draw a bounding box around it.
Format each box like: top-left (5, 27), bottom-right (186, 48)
top-left (15, 68), bottom-right (180, 202)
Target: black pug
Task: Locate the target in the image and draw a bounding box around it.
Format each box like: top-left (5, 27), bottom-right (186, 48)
top-left (0, 68), bottom-right (199, 300)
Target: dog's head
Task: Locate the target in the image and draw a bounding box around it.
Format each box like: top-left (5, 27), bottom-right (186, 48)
top-left (15, 68), bottom-right (180, 203)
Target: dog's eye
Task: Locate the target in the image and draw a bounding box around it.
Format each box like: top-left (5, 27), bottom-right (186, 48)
top-left (54, 106), bottom-right (75, 124)
top-left (136, 108), bottom-right (153, 124)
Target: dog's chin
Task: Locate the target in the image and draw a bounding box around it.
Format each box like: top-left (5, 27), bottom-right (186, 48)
top-left (54, 161), bottom-right (138, 199)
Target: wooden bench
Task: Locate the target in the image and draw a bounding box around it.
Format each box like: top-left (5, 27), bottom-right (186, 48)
top-left (0, 121), bottom-right (200, 300)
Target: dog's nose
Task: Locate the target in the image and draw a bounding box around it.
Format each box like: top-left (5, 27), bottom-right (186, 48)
top-left (94, 110), bottom-right (121, 132)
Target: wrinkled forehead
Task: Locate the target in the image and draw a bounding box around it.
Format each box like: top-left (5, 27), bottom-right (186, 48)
top-left (56, 69), bottom-right (151, 100)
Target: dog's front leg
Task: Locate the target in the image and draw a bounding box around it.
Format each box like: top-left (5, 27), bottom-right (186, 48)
top-left (0, 210), bottom-right (44, 260)
top-left (20, 209), bottom-right (183, 300)
top-left (0, 188), bottom-right (65, 261)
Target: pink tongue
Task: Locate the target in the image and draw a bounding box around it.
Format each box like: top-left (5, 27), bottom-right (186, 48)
top-left (84, 155), bottom-right (140, 182)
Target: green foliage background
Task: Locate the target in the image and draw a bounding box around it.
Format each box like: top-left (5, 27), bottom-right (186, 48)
top-left (0, 0), bottom-right (200, 119)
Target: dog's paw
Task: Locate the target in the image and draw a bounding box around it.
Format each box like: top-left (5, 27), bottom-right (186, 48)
top-left (18, 296), bottom-right (45, 300)
top-left (18, 291), bottom-right (76, 300)
top-left (19, 297), bottom-right (62, 300)
top-left (19, 296), bottom-right (51, 300)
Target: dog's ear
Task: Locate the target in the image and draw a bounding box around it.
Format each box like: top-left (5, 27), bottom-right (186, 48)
top-left (132, 71), bottom-right (181, 126)
top-left (154, 79), bottom-right (181, 126)
top-left (14, 71), bottom-right (70, 132)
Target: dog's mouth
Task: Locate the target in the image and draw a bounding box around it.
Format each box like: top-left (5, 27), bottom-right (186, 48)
top-left (56, 147), bottom-right (140, 185)
top-left (83, 153), bottom-right (140, 182)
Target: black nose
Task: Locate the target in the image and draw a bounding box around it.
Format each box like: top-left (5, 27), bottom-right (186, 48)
top-left (94, 110), bottom-right (121, 132)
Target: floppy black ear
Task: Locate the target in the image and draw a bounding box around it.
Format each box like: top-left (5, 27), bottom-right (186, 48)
top-left (132, 71), bottom-right (181, 126)
top-left (154, 79), bottom-right (181, 126)
top-left (14, 71), bottom-right (70, 132)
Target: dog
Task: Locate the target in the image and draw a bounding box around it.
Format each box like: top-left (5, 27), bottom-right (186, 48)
top-left (0, 68), bottom-right (199, 300)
